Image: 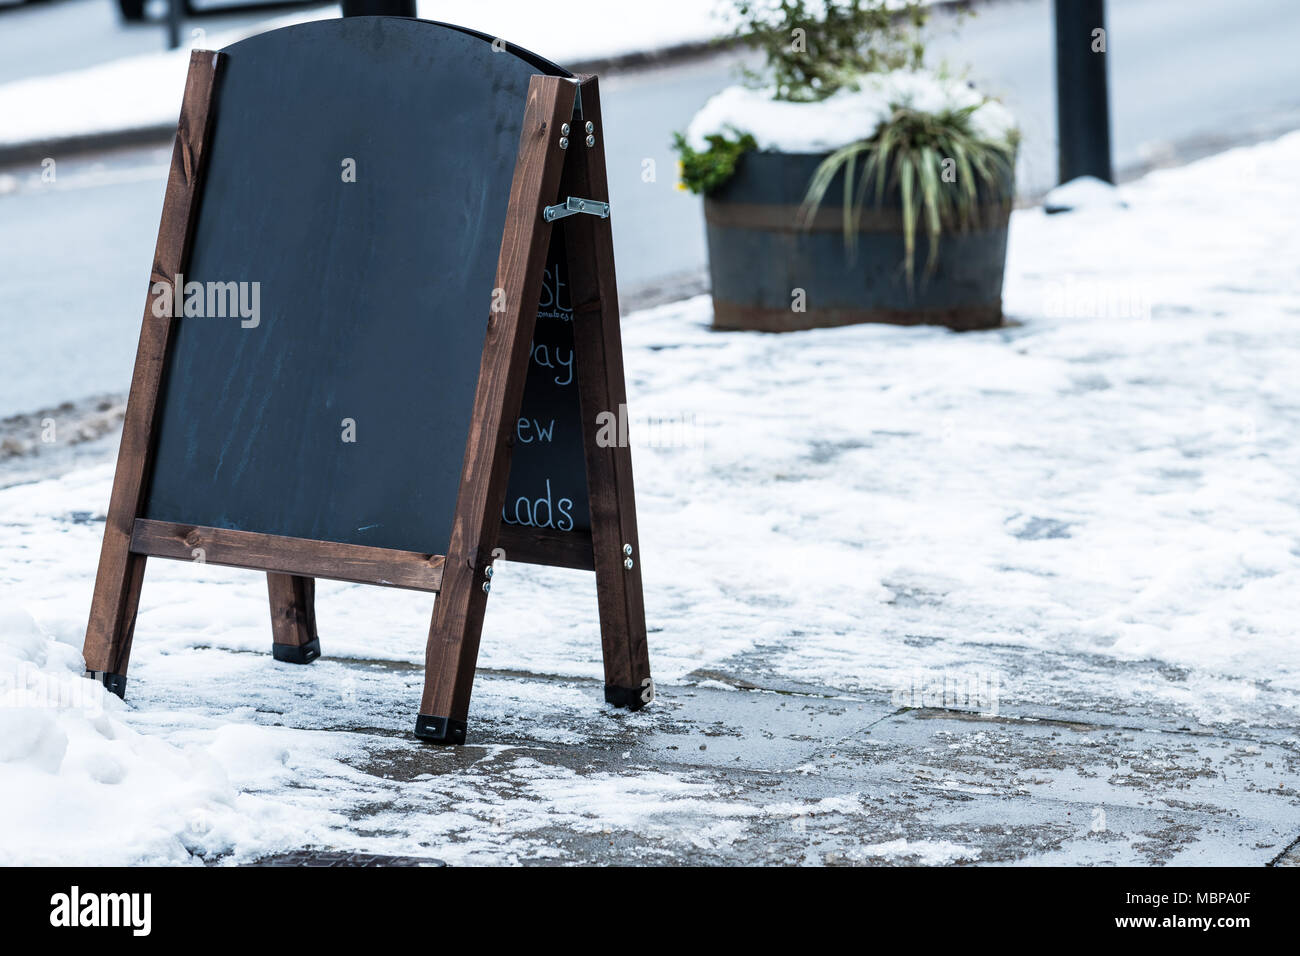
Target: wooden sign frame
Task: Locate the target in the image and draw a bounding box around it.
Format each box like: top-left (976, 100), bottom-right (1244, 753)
top-left (82, 50), bottom-right (652, 745)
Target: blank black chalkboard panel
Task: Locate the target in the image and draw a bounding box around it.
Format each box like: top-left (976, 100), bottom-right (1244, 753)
top-left (503, 228), bottom-right (592, 536)
top-left (143, 18), bottom-right (570, 556)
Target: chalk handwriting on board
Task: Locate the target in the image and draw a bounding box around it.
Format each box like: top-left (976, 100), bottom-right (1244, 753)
top-left (516, 418), bottom-right (555, 443)
top-left (530, 342), bottom-right (573, 386)
top-left (502, 479), bottom-right (575, 531)
top-left (503, 233), bottom-right (590, 533)
top-left (537, 261), bottom-right (572, 320)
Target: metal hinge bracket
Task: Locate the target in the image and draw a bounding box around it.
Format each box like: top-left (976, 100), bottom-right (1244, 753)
top-left (543, 197), bottom-right (610, 222)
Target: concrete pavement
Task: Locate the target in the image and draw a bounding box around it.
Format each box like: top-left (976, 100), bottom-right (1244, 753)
top-left (130, 644), bottom-right (1300, 865)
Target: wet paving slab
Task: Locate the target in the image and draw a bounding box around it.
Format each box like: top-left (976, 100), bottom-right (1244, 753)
top-left (808, 708), bottom-right (1300, 865)
top-left (122, 646), bottom-right (1300, 865)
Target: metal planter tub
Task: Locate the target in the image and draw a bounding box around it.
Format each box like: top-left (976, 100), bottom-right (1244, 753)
top-left (704, 150), bottom-right (1012, 332)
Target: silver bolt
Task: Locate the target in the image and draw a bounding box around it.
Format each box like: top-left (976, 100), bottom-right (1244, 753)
top-left (624, 557), bottom-right (634, 570)
top-left (485, 566), bottom-right (494, 579)
top-left (585, 121), bottom-right (594, 134)
top-left (586, 134), bottom-right (595, 147)
top-left (559, 136), bottom-right (569, 149)
top-left (482, 581), bottom-right (491, 593)
top-left (623, 544), bottom-right (633, 556)
top-left (576, 200), bottom-right (586, 211)
top-left (561, 123), bottom-right (571, 136)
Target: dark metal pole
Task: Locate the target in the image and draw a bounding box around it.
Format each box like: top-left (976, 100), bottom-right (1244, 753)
top-left (341, 0), bottom-right (418, 15)
top-left (165, 0), bottom-right (182, 50)
top-left (1054, 0), bottom-right (1113, 184)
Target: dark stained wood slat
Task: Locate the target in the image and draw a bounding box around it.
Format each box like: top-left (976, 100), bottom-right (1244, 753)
top-left (419, 75), bottom-right (577, 722)
top-left (131, 520), bottom-right (445, 591)
top-left (495, 524), bottom-right (595, 571)
top-left (83, 51), bottom-right (223, 679)
top-left (267, 573), bottom-right (319, 650)
top-left (562, 75), bottom-right (652, 704)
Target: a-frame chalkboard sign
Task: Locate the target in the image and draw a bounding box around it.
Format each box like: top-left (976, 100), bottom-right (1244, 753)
top-left (82, 17), bottom-right (652, 744)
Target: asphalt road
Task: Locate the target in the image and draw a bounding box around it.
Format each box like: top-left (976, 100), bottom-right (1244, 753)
top-left (4, 0), bottom-right (1300, 416)
top-left (0, 0), bottom-right (332, 85)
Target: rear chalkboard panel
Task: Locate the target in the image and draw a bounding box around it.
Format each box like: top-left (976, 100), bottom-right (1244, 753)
top-left (503, 228), bottom-right (592, 535)
top-left (143, 18), bottom-right (569, 556)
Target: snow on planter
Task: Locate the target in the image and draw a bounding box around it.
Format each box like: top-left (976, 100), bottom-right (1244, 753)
top-left (684, 70), bottom-right (1018, 154)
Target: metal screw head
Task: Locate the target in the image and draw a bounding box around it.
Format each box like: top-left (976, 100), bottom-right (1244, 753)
top-left (624, 557), bottom-right (634, 570)
top-left (576, 199), bottom-right (586, 210)
top-left (585, 121), bottom-right (594, 134)
top-left (485, 566), bottom-right (494, 579)
top-left (561, 122), bottom-right (571, 136)
top-left (585, 134), bottom-right (595, 147)
top-left (559, 136), bottom-right (569, 149)
top-left (623, 544), bottom-right (633, 556)
top-left (482, 581), bottom-right (491, 593)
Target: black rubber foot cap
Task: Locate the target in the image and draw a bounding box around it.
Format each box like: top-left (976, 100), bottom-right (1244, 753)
top-left (272, 638), bottom-right (321, 664)
top-left (414, 714), bottom-right (467, 745)
top-left (605, 683), bottom-right (651, 711)
top-left (86, 670), bottom-right (127, 699)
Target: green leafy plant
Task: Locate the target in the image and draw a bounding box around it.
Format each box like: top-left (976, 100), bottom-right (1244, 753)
top-left (801, 103), bottom-right (1018, 288)
top-left (675, 0), bottom-right (932, 193)
top-left (728, 0), bottom-right (930, 102)
top-left (674, 129), bottom-right (759, 196)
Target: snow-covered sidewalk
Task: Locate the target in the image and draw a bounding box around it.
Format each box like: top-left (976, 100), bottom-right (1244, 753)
top-left (2, 131), bottom-right (1300, 865)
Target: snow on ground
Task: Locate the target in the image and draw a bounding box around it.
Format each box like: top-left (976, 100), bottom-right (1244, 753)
top-left (849, 838), bottom-right (978, 865)
top-left (0, 602), bottom-right (322, 865)
top-left (1042, 175), bottom-right (1127, 215)
top-left (0, 1), bottom-right (727, 151)
top-left (2, 131), bottom-right (1300, 864)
